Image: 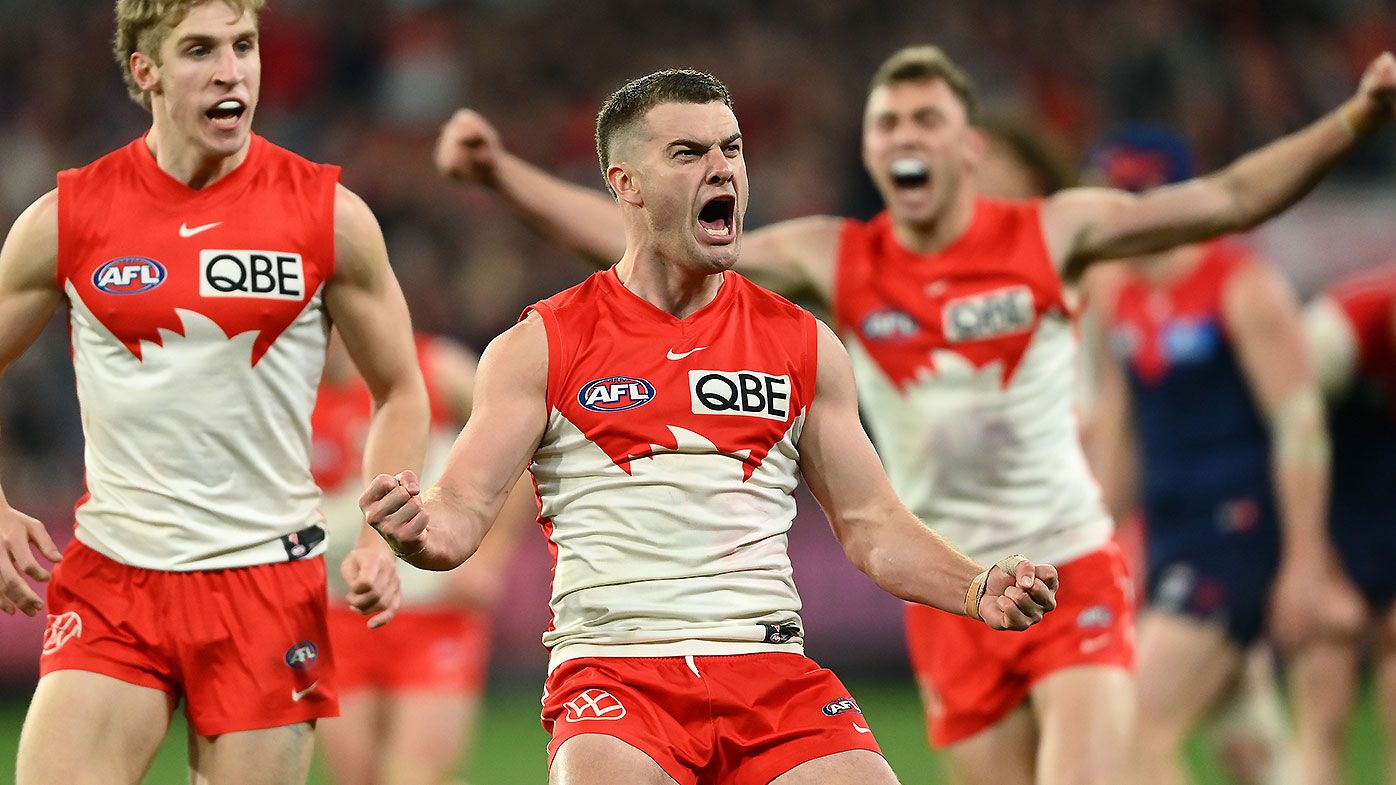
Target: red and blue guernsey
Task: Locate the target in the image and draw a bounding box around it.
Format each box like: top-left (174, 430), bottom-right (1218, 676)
top-left (1106, 241), bottom-right (1280, 641)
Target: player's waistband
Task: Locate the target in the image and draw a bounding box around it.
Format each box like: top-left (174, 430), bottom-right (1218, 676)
top-left (74, 522), bottom-right (329, 572)
top-left (548, 638), bottom-right (805, 673)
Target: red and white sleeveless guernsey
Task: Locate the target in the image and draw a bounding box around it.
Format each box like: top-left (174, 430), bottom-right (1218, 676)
top-left (525, 269), bottom-right (816, 670)
top-left (833, 200), bottom-right (1112, 566)
top-left (56, 134), bottom-right (338, 571)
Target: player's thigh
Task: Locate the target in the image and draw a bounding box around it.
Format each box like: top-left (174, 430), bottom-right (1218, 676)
top-left (767, 749), bottom-right (899, 785)
top-left (17, 670), bottom-right (175, 785)
top-left (943, 704), bottom-right (1036, 785)
top-left (188, 721), bottom-right (316, 785)
top-left (317, 690), bottom-right (384, 785)
top-left (1135, 611), bottom-right (1243, 744)
top-left (550, 734), bottom-right (680, 785)
top-left (1030, 664), bottom-right (1135, 785)
top-left (380, 689), bottom-right (481, 785)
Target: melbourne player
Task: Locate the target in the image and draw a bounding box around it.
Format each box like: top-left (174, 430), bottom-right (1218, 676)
top-left (0, 2), bottom-right (428, 784)
top-left (1079, 127), bottom-right (1356, 785)
top-left (312, 330), bottom-right (534, 785)
top-left (1299, 266), bottom-right (1396, 785)
top-left (429, 46), bottom-right (1396, 785)
top-left (363, 69), bottom-right (1059, 785)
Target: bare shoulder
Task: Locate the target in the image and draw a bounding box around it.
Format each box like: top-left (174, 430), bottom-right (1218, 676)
top-left (332, 183), bottom-right (387, 282)
top-left (479, 312), bottom-right (549, 386)
top-left (1223, 257), bottom-right (1300, 323)
top-left (1, 189), bottom-right (60, 288)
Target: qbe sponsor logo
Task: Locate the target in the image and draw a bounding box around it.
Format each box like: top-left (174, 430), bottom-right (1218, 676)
top-left (93, 256), bottom-right (166, 294)
top-left (942, 285), bottom-right (1034, 343)
top-left (200, 250), bottom-right (304, 300)
top-left (41, 611), bottom-right (83, 655)
top-left (689, 370), bottom-right (790, 421)
top-left (578, 376), bottom-right (655, 412)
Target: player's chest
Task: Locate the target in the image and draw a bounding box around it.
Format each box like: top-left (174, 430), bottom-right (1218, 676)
top-left (1111, 288), bottom-right (1225, 375)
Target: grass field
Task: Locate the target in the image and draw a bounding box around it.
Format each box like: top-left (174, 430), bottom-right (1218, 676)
top-left (0, 677), bottom-right (1386, 783)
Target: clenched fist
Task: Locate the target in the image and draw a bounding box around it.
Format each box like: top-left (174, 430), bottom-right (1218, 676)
top-left (435, 109), bottom-right (505, 185)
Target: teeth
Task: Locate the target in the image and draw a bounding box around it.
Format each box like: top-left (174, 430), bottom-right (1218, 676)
top-left (891, 158), bottom-right (928, 178)
top-left (216, 100), bottom-right (241, 111)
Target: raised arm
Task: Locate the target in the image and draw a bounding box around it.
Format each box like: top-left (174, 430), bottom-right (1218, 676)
top-left (0, 190), bottom-right (67, 615)
top-left (435, 109), bottom-right (842, 303)
top-left (326, 183), bottom-right (431, 627)
top-left (799, 319), bottom-right (1057, 629)
top-left (1223, 263), bottom-right (1362, 647)
top-left (1046, 53), bottom-right (1396, 279)
top-left (361, 313), bottom-right (550, 572)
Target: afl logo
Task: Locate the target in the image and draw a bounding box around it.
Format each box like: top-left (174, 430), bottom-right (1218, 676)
top-left (93, 257), bottom-right (166, 294)
top-left (821, 696), bottom-right (863, 717)
top-left (284, 640), bottom-right (319, 670)
top-left (579, 376), bottom-right (655, 412)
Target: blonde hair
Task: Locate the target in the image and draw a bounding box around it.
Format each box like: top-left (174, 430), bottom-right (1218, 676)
top-left (869, 46), bottom-right (978, 121)
top-left (113, 0), bottom-right (266, 109)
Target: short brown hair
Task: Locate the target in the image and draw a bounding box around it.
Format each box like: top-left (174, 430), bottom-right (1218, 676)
top-left (977, 112), bottom-right (1077, 195)
top-left (594, 69), bottom-right (733, 187)
top-left (113, 0), bottom-right (266, 109)
top-left (869, 46), bottom-right (978, 122)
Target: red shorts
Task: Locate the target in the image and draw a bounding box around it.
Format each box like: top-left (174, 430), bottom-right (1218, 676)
top-left (906, 543), bottom-right (1135, 746)
top-left (327, 605), bottom-right (490, 693)
top-left (541, 653), bottom-right (882, 785)
top-left (39, 538), bottom-right (338, 736)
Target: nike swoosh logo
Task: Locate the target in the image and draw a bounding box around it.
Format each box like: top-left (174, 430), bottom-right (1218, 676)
top-left (666, 346), bottom-right (709, 361)
top-left (179, 221), bottom-right (222, 238)
top-left (852, 722), bottom-right (872, 734)
top-left (291, 681), bottom-right (319, 702)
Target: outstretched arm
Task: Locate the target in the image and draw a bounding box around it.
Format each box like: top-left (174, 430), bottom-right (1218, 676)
top-left (435, 109), bottom-right (842, 302)
top-left (0, 191), bottom-right (66, 616)
top-left (1047, 53), bottom-right (1396, 278)
top-left (327, 184), bottom-right (432, 627)
top-left (799, 319), bottom-right (1057, 629)
top-left (361, 314), bottom-right (549, 571)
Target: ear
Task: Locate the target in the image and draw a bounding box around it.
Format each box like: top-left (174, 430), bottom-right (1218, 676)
top-left (130, 51), bottom-right (162, 97)
top-left (607, 163), bottom-right (643, 208)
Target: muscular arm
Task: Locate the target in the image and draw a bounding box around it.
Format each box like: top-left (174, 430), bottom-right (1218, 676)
top-left (363, 315), bottom-right (549, 571)
top-left (435, 109), bottom-right (841, 303)
top-left (1046, 53), bottom-right (1396, 279)
top-left (0, 191), bottom-right (67, 614)
top-left (799, 320), bottom-right (1056, 629)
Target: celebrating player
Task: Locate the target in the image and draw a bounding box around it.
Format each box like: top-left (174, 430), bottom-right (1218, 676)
top-left (363, 69), bottom-right (1058, 785)
top-left (0, 2), bottom-right (428, 784)
top-left (313, 330), bottom-right (534, 785)
top-left (1079, 127), bottom-right (1354, 785)
top-left (1298, 266), bottom-right (1396, 785)
top-left (430, 45), bottom-right (1396, 785)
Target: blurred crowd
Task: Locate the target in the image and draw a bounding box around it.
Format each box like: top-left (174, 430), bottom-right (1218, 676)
top-left (2, 0), bottom-right (1396, 547)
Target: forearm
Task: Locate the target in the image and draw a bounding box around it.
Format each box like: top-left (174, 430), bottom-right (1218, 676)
top-left (1271, 397), bottom-right (1332, 563)
top-left (404, 484), bottom-right (491, 571)
top-left (490, 152), bottom-right (626, 264)
top-left (356, 383), bottom-right (430, 550)
top-left (841, 506), bottom-right (983, 614)
top-left (1216, 98), bottom-right (1373, 233)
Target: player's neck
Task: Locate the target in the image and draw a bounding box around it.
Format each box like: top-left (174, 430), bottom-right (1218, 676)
top-left (144, 119), bottom-right (251, 190)
top-left (890, 188), bottom-right (975, 255)
top-left (614, 251), bottom-right (725, 320)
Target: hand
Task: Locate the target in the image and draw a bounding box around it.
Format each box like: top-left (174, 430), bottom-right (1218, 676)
top-left (0, 505), bottom-right (62, 616)
top-left (1269, 555), bottom-right (1365, 650)
top-left (1346, 51), bottom-right (1396, 133)
top-left (435, 109), bottom-right (505, 185)
top-left (359, 470), bottom-right (429, 560)
top-left (339, 545), bottom-right (401, 629)
top-left (978, 556), bottom-right (1059, 631)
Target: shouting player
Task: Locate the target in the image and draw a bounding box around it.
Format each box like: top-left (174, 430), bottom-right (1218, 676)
top-left (313, 330), bottom-right (535, 785)
top-left (430, 45), bottom-right (1396, 785)
top-left (1300, 265), bottom-right (1396, 785)
top-left (0, 2), bottom-right (428, 784)
top-left (363, 69), bottom-right (1058, 785)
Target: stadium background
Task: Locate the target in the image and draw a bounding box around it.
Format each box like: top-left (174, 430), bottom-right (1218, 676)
top-left (0, 0), bottom-right (1393, 782)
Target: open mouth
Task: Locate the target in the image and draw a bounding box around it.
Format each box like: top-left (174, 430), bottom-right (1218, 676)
top-left (697, 195), bottom-right (736, 239)
top-left (206, 99), bottom-right (246, 129)
top-left (890, 158), bottom-right (930, 189)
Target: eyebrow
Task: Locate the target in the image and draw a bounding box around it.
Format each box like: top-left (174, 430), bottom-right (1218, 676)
top-left (173, 28), bottom-right (259, 47)
top-left (666, 132), bottom-right (744, 150)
